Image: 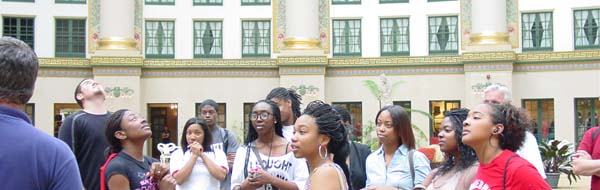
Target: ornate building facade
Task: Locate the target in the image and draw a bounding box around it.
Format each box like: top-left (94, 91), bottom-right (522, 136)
top-left (1, 0), bottom-right (599, 154)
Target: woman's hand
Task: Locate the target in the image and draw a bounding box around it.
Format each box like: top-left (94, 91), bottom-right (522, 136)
top-left (148, 162), bottom-right (170, 181)
top-left (188, 142), bottom-right (204, 157)
top-left (249, 169), bottom-right (275, 186)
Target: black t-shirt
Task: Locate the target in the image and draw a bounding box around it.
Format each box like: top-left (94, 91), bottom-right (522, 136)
top-left (105, 152), bottom-right (158, 190)
top-left (58, 110), bottom-right (111, 190)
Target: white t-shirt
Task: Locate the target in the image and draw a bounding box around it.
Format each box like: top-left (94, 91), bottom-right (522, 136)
top-left (170, 148), bottom-right (229, 190)
top-left (231, 145), bottom-right (308, 190)
top-left (282, 125), bottom-right (294, 142)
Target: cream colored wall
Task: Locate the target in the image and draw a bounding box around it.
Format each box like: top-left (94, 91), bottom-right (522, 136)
top-left (513, 70), bottom-right (600, 144)
top-left (29, 77), bottom-right (87, 135)
top-left (140, 77), bottom-right (280, 143)
top-left (325, 74), bottom-right (465, 147)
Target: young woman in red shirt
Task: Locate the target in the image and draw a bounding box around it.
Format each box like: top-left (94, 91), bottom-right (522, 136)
top-left (462, 103), bottom-right (550, 190)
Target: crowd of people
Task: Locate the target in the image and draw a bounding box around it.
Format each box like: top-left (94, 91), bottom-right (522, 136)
top-left (2, 36), bottom-right (600, 190)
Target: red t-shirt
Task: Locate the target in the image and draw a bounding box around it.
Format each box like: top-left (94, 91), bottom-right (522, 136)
top-left (468, 150), bottom-right (550, 190)
top-left (577, 126), bottom-right (600, 190)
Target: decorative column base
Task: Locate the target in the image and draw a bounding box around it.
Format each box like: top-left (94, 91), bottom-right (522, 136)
top-left (97, 37), bottom-right (137, 50)
top-left (283, 37), bottom-right (321, 50)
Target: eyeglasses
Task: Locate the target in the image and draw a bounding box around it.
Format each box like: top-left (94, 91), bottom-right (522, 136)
top-left (250, 112), bottom-right (271, 121)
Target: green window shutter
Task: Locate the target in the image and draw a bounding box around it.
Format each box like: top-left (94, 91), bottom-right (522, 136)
top-left (55, 19), bottom-right (86, 58)
top-left (428, 16), bottom-right (458, 54)
top-left (575, 9), bottom-right (600, 49)
top-left (145, 21), bottom-right (175, 58)
top-left (145, 0), bottom-right (175, 5)
top-left (333, 19), bottom-right (361, 57)
top-left (522, 12), bottom-right (553, 51)
top-left (3, 17), bottom-right (35, 49)
top-left (332, 0), bottom-right (360, 5)
top-left (242, 20), bottom-right (270, 57)
top-left (380, 0), bottom-right (408, 4)
top-left (574, 98), bottom-right (600, 147)
top-left (194, 21), bottom-right (222, 58)
top-left (194, 0), bottom-right (222, 5)
top-left (241, 0), bottom-right (270, 6)
top-left (381, 18), bottom-right (409, 56)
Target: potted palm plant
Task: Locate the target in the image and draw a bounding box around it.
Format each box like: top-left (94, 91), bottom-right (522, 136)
top-left (539, 139), bottom-right (580, 188)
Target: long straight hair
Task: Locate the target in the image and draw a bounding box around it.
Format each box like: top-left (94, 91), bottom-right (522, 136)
top-left (375, 105), bottom-right (415, 150)
top-left (180, 117), bottom-right (213, 153)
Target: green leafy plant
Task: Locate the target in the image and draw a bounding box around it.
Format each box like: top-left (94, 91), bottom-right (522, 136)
top-left (539, 140), bottom-right (580, 184)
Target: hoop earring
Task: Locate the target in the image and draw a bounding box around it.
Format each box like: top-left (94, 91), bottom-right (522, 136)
top-left (318, 144), bottom-right (328, 159)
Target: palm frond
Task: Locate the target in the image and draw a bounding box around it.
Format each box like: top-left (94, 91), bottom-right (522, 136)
top-left (411, 124), bottom-right (428, 147)
top-left (363, 80), bottom-right (382, 100)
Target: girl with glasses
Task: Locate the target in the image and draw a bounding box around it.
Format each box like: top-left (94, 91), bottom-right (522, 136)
top-left (231, 100), bottom-right (308, 190)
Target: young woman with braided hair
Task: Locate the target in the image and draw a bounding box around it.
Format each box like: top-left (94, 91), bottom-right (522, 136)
top-left (462, 103), bottom-right (550, 189)
top-left (290, 100), bottom-right (351, 190)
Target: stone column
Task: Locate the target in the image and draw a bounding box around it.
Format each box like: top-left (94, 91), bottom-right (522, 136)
top-left (470, 0), bottom-right (509, 45)
top-left (97, 0), bottom-right (137, 50)
top-left (283, 0), bottom-right (320, 50)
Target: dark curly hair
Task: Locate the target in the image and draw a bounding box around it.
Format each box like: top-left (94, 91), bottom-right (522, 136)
top-left (302, 100), bottom-right (351, 189)
top-left (436, 108), bottom-right (477, 176)
top-left (245, 100), bottom-right (284, 144)
top-left (105, 109), bottom-right (129, 157)
top-left (181, 117), bottom-right (213, 153)
top-left (487, 103), bottom-right (530, 152)
top-left (266, 87), bottom-right (302, 121)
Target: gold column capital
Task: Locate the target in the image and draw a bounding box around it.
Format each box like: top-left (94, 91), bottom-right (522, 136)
top-left (470, 32), bottom-right (509, 45)
top-left (97, 37), bottom-right (137, 50)
top-left (283, 37), bottom-right (321, 50)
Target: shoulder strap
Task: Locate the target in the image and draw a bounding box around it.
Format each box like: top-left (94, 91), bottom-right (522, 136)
top-left (409, 150), bottom-right (415, 187)
top-left (285, 142), bottom-right (290, 153)
top-left (100, 153), bottom-right (119, 190)
top-left (69, 112), bottom-right (86, 153)
top-left (243, 145), bottom-right (251, 178)
top-left (251, 143), bottom-right (267, 169)
top-left (503, 155), bottom-right (519, 190)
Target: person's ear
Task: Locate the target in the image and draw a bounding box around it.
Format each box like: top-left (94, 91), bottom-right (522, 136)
top-left (115, 130), bottom-right (127, 140)
top-left (493, 124), bottom-right (504, 135)
top-left (319, 134), bottom-right (331, 147)
top-left (76, 93), bottom-right (84, 101)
